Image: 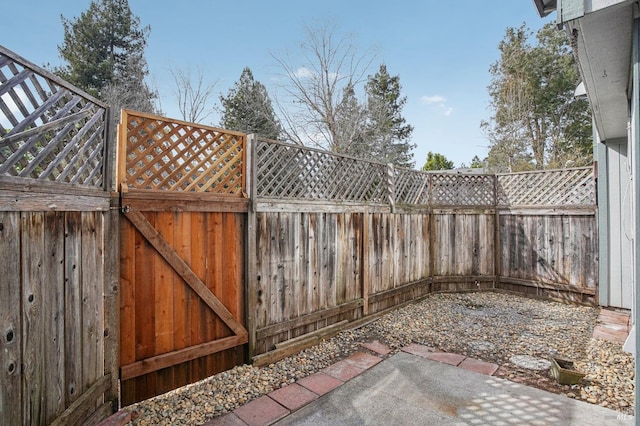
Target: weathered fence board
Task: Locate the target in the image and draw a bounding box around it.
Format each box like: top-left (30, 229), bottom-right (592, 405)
top-left (248, 138), bottom-right (597, 362)
top-left (254, 211), bottom-right (366, 354)
top-left (498, 213), bottom-right (597, 303)
top-left (1, 45), bottom-right (116, 425)
top-left (432, 211), bottom-right (495, 277)
top-left (0, 212), bottom-right (21, 426)
top-left (0, 209), bottom-right (112, 425)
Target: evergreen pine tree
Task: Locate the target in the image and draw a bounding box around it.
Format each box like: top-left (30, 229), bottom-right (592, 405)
top-left (220, 67), bottom-right (282, 140)
top-left (56, 0), bottom-right (156, 112)
top-left (365, 64), bottom-right (415, 169)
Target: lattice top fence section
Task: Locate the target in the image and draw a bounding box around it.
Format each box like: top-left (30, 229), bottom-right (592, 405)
top-left (431, 173), bottom-right (495, 206)
top-left (497, 167), bottom-right (594, 206)
top-left (0, 46), bottom-right (108, 188)
top-left (255, 138), bottom-right (595, 208)
top-left (255, 138), bottom-right (388, 202)
top-left (394, 168), bottom-right (430, 205)
top-left (120, 110), bottom-right (245, 195)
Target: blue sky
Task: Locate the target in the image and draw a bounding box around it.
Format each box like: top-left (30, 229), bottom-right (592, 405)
top-left (2, 1), bottom-right (553, 169)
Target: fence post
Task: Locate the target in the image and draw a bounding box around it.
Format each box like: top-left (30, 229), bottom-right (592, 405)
top-left (361, 207), bottom-right (370, 316)
top-left (387, 163), bottom-right (395, 213)
top-left (245, 134), bottom-right (258, 360)
top-left (493, 174), bottom-right (501, 290)
top-left (428, 173), bottom-right (436, 284)
top-left (104, 105), bottom-right (120, 411)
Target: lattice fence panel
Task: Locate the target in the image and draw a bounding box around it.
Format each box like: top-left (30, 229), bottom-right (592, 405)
top-left (122, 110), bottom-right (245, 194)
top-left (0, 46), bottom-right (107, 187)
top-left (431, 173), bottom-right (495, 206)
top-left (497, 167), bottom-right (594, 206)
top-left (395, 168), bottom-right (430, 205)
top-left (256, 139), bottom-right (388, 202)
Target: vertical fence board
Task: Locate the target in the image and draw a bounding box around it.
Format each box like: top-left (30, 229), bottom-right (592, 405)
top-left (154, 212), bottom-right (175, 395)
top-left (133, 213), bottom-right (156, 401)
top-left (0, 212), bottom-right (22, 426)
top-left (64, 212), bottom-right (83, 407)
top-left (171, 210), bottom-right (192, 392)
top-left (291, 212), bottom-right (302, 325)
top-left (326, 214), bottom-right (337, 316)
top-left (119, 218), bottom-right (136, 405)
top-left (230, 213), bottom-right (246, 365)
top-left (298, 213), bottom-right (311, 333)
top-left (207, 212), bottom-right (223, 379)
top-left (103, 207), bottom-right (119, 411)
top-left (255, 212), bottom-right (268, 347)
top-left (189, 212), bottom-right (206, 380)
top-left (43, 211), bottom-right (65, 421)
top-left (22, 212), bottom-right (45, 425)
top-left (81, 213), bottom-right (101, 397)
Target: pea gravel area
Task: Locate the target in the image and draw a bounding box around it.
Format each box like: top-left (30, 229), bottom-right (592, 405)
top-left (126, 291), bottom-right (634, 425)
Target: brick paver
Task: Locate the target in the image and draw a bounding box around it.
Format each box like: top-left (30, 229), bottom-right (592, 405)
top-left (203, 412), bottom-right (246, 425)
top-left (598, 309), bottom-right (630, 327)
top-left (321, 359), bottom-right (366, 381)
top-left (458, 357), bottom-right (499, 376)
top-left (297, 372), bottom-right (343, 396)
top-left (343, 351), bottom-right (382, 370)
top-left (401, 343), bottom-right (435, 358)
top-left (362, 340), bottom-right (391, 355)
top-left (233, 396), bottom-right (289, 426)
top-left (268, 383), bottom-right (318, 411)
top-left (425, 352), bottom-right (466, 366)
top-left (593, 325), bottom-right (628, 343)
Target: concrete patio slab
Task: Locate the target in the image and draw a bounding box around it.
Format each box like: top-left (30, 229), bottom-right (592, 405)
top-left (274, 352), bottom-right (634, 426)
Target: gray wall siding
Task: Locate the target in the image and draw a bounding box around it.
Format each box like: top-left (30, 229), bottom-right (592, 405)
top-left (605, 139), bottom-right (633, 309)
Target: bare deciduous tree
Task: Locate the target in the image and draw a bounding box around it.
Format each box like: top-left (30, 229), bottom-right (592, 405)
top-left (272, 22), bottom-right (376, 150)
top-left (171, 66), bottom-right (218, 124)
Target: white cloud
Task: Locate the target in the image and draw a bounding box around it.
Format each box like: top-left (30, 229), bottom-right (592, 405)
top-left (294, 67), bottom-right (313, 79)
top-left (421, 95), bottom-right (446, 105)
top-left (421, 94), bottom-right (453, 117)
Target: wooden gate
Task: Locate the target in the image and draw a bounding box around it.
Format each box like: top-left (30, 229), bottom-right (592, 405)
top-left (117, 110), bottom-right (248, 405)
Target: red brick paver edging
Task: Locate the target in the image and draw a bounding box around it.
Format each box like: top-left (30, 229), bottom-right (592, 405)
top-left (206, 342), bottom-right (502, 425)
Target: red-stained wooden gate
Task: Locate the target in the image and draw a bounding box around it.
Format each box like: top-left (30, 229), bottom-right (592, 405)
top-left (117, 110), bottom-right (248, 405)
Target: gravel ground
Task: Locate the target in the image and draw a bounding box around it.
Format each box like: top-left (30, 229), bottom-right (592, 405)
top-left (126, 291), bottom-right (635, 425)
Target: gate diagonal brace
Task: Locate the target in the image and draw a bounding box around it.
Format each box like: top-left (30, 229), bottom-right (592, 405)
top-left (123, 210), bottom-right (248, 339)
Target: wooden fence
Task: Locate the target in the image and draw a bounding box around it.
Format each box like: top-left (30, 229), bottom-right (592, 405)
top-left (117, 110), bottom-right (248, 405)
top-left (1, 44), bottom-right (599, 415)
top-left (247, 137), bottom-right (597, 363)
top-left (0, 46), bottom-right (118, 425)
top-left (496, 168), bottom-right (597, 301)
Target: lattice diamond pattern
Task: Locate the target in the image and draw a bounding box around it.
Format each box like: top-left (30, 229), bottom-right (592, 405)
top-left (125, 113), bottom-right (244, 194)
top-left (255, 140), bottom-right (594, 208)
top-left (431, 174), bottom-right (495, 206)
top-left (395, 168), bottom-right (430, 204)
top-left (497, 168), bottom-right (594, 206)
top-left (256, 139), bottom-right (387, 202)
top-left (0, 48), bottom-right (107, 187)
